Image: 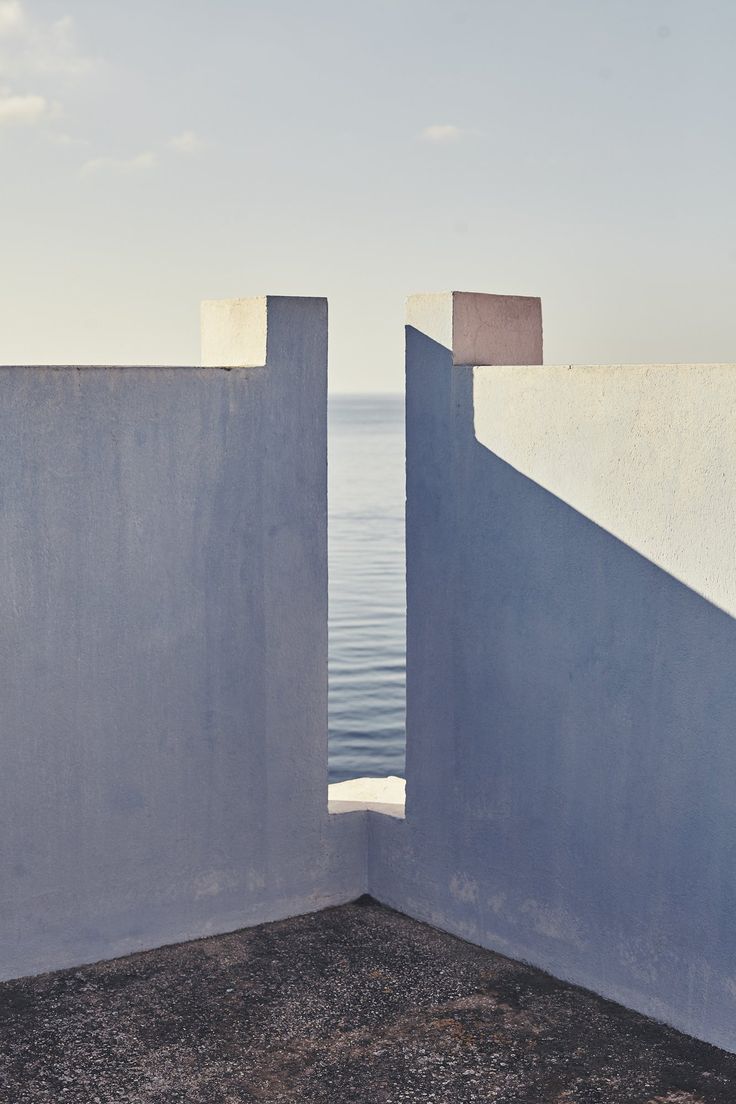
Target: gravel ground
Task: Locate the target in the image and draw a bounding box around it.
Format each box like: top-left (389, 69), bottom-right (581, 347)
top-left (1, 896), bottom-right (735, 1103)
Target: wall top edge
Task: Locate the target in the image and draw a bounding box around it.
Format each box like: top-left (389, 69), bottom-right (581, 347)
top-left (0, 365), bottom-right (262, 372)
top-left (200, 295), bottom-right (327, 304)
top-left (472, 362), bottom-right (736, 371)
top-left (405, 291), bottom-right (541, 302)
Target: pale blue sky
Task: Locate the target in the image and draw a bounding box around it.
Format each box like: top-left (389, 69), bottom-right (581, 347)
top-left (1, 0), bottom-right (735, 391)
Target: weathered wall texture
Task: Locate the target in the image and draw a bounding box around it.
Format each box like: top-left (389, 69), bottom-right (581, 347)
top-left (368, 291), bottom-right (736, 1054)
top-left (5, 288), bottom-right (736, 1056)
top-left (0, 296), bottom-right (364, 981)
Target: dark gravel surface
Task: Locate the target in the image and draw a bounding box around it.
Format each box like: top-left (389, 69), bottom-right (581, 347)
top-left (1, 896), bottom-right (735, 1103)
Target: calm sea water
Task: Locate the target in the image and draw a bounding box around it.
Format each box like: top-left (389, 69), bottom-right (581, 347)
top-left (328, 395), bottom-right (406, 783)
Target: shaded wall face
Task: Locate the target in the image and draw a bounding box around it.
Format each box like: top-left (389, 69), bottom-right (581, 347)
top-left (0, 298), bottom-right (362, 980)
top-left (392, 329), bottom-right (736, 1054)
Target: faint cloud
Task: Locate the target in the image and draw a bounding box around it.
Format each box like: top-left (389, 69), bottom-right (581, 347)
top-left (81, 151), bottom-right (156, 177)
top-left (82, 131), bottom-right (205, 176)
top-left (0, 0), bottom-right (24, 37)
top-left (420, 123), bottom-right (463, 144)
top-left (0, 2), bottom-right (95, 142)
top-left (0, 88), bottom-right (55, 125)
top-left (47, 129), bottom-right (88, 147)
top-left (168, 129), bottom-right (202, 155)
top-left (34, 14), bottom-right (95, 78)
top-left (0, 3), bottom-right (95, 80)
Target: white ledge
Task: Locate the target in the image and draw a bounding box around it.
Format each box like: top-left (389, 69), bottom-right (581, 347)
top-left (328, 776), bottom-right (406, 819)
top-left (201, 297), bottom-right (268, 368)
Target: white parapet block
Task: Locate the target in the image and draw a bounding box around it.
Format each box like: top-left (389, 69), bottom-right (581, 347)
top-left (406, 290), bottom-right (542, 365)
top-left (328, 776), bottom-right (406, 819)
top-left (201, 294), bottom-right (328, 370)
top-left (201, 297), bottom-right (269, 367)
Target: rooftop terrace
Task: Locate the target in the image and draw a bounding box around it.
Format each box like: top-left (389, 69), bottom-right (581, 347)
top-left (3, 291), bottom-right (736, 1087)
top-left (2, 898), bottom-right (735, 1104)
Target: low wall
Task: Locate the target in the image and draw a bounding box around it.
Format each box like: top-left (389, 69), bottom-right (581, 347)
top-left (4, 286), bottom-right (736, 1055)
top-left (369, 291), bottom-right (736, 1054)
top-left (0, 296), bottom-right (363, 981)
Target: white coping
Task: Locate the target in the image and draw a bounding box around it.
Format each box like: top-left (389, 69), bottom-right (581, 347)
top-left (406, 291), bottom-right (542, 366)
top-left (328, 776), bottom-right (406, 819)
top-left (201, 297), bottom-right (268, 368)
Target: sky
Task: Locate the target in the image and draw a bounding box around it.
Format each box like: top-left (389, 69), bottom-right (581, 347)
top-left (1, 0), bottom-right (735, 392)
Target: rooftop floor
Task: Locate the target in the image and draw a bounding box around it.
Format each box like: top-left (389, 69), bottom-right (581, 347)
top-left (1, 898), bottom-right (735, 1103)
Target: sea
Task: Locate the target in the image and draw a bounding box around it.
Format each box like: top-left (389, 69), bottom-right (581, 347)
top-left (328, 394), bottom-right (406, 783)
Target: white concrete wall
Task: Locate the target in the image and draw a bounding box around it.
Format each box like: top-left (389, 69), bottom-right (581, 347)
top-left (474, 362), bottom-right (736, 617)
top-left (0, 296), bottom-right (364, 981)
top-left (6, 286), bottom-right (736, 1056)
top-left (369, 291), bottom-right (736, 1054)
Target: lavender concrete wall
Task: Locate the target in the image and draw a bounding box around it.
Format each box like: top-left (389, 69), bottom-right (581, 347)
top-left (6, 286), bottom-right (736, 1055)
top-left (369, 291), bottom-right (736, 1054)
top-left (0, 296), bottom-right (364, 981)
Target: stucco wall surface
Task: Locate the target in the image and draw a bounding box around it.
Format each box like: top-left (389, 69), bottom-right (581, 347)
top-left (5, 288), bottom-right (736, 1057)
top-left (0, 296), bottom-right (364, 981)
top-left (373, 292), bottom-right (736, 1054)
top-left (474, 362), bottom-right (736, 617)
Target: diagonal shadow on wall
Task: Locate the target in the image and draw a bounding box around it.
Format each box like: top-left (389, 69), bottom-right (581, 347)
top-left (398, 327), bottom-right (736, 1052)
